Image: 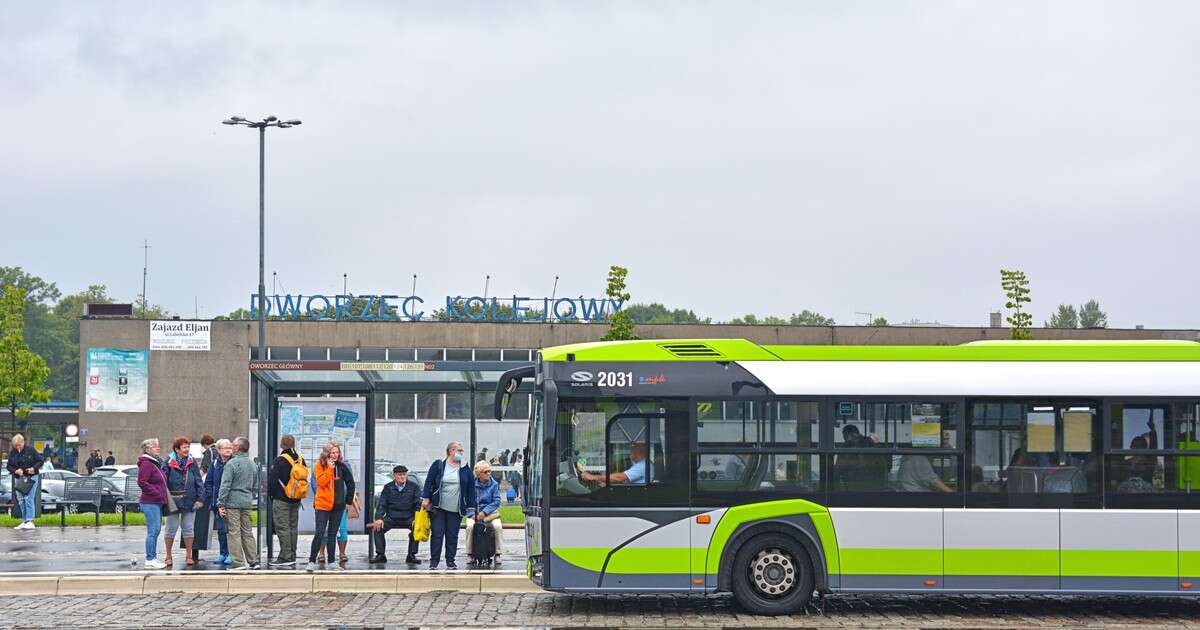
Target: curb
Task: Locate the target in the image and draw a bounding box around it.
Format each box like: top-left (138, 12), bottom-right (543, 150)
top-left (0, 573), bottom-right (538, 595)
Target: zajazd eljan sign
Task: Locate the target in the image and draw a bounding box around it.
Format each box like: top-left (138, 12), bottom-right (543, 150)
top-left (150, 320), bottom-right (211, 351)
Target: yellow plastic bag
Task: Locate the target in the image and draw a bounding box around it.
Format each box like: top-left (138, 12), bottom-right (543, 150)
top-left (413, 508), bottom-right (431, 542)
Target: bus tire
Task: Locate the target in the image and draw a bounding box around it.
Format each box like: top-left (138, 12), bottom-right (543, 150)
top-left (730, 532), bottom-right (814, 616)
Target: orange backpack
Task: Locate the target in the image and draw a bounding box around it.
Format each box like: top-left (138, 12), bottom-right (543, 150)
top-left (281, 453), bottom-right (309, 500)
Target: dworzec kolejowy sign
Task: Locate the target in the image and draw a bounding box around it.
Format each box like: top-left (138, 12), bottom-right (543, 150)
top-left (150, 320), bottom-right (211, 351)
top-left (85, 348), bottom-right (149, 413)
top-left (248, 293), bottom-right (625, 322)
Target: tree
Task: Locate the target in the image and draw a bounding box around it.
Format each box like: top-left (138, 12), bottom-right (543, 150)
top-left (622, 303), bottom-right (710, 325)
top-left (46, 285), bottom-right (113, 402)
top-left (1045, 304), bottom-right (1079, 329)
top-left (870, 316), bottom-right (889, 327)
top-left (600, 265), bottom-right (637, 341)
top-left (0, 267), bottom-right (61, 305)
top-left (134, 294), bottom-right (172, 319)
top-left (0, 286), bottom-right (52, 436)
top-left (729, 314), bottom-right (760, 325)
top-left (215, 307), bottom-right (253, 321)
top-left (1000, 269), bottom-right (1033, 340)
top-left (790, 310), bottom-right (835, 326)
top-left (1079, 299), bottom-right (1108, 328)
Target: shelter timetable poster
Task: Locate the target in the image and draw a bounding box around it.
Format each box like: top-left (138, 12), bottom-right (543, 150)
top-left (84, 348), bottom-right (149, 412)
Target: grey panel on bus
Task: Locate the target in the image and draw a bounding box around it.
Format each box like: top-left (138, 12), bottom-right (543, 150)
top-left (1060, 576), bottom-right (1180, 591)
top-left (839, 575), bottom-right (944, 590)
top-left (600, 572), bottom-right (693, 590)
top-left (548, 550), bottom-right (601, 589)
top-left (942, 575), bottom-right (1059, 590)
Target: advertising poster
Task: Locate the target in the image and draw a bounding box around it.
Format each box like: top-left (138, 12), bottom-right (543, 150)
top-left (280, 405), bottom-right (304, 437)
top-left (278, 398), bottom-right (366, 535)
top-left (85, 348), bottom-right (149, 412)
top-left (149, 320), bottom-right (211, 351)
top-left (1064, 411), bottom-right (1093, 453)
top-left (1027, 411), bottom-right (1056, 452)
top-left (332, 408), bottom-right (360, 442)
top-left (910, 404), bottom-right (943, 448)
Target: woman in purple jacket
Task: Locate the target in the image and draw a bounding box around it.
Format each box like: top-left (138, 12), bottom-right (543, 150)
top-left (137, 438), bottom-right (170, 570)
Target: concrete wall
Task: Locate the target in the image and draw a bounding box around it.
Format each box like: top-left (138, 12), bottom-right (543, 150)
top-left (79, 317), bottom-right (1200, 464)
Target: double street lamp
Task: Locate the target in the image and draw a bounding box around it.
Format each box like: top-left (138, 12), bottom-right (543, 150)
top-left (221, 115), bottom-right (301, 364)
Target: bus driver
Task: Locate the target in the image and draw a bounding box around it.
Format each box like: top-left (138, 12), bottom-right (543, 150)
top-left (581, 442), bottom-right (648, 486)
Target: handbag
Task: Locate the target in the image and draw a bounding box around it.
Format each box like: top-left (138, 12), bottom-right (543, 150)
top-left (347, 493), bottom-right (361, 519)
top-left (158, 462), bottom-right (179, 513)
top-left (12, 476), bottom-right (35, 495)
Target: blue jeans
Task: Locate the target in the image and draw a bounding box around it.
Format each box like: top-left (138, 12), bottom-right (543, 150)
top-left (428, 508), bottom-right (462, 568)
top-left (213, 511), bottom-right (230, 556)
top-left (141, 503), bottom-right (163, 560)
top-left (16, 475), bottom-right (38, 522)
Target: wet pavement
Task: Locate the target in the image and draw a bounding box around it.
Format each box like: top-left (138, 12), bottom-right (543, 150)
top-left (0, 523), bottom-right (525, 573)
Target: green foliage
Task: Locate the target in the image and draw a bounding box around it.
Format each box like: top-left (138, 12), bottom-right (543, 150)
top-left (871, 316), bottom-right (889, 326)
top-left (215, 307), bottom-right (253, 320)
top-left (1000, 269), bottom-right (1033, 340)
top-left (1079, 299), bottom-right (1108, 329)
top-left (729, 310), bottom-right (835, 326)
top-left (0, 512), bottom-right (146, 528)
top-left (0, 286), bottom-right (52, 428)
top-left (622, 303), bottom-right (710, 325)
top-left (1045, 304), bottom-right (1079, 328)
top-left (600, 265), bottom-right (637, 341)
top-left (134, 294), bottom-right (172, 319)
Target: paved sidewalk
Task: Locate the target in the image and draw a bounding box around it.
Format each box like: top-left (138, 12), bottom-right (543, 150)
top-left (0, 523), bottom-right (524, 573)
top-left (0, 591), bottom-right (1198, 629)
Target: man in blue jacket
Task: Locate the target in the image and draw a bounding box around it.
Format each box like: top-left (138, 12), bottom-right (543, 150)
top-left (202, 439), bottom-right (233, 565)
top-left (421, 441), bottom-right (476, 571)
top-left (464, 460), bottom-right (504, 566)
top-left (369, 465), bottom-right (422, 565)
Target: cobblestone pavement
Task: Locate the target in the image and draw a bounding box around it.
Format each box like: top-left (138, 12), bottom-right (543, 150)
top-left (1, 591), bottom-right (1198, 629)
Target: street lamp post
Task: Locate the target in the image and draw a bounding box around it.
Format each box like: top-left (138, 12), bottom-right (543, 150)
top-left (221, 115), bottom-right (301, 363)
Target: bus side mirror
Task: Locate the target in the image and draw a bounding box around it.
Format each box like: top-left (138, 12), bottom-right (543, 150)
top-left (494, 365), bottom-right (534, 420)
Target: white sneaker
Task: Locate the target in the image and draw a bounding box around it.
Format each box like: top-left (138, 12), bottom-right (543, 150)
top-left (23, 521), bottom-right (35, 530)
top-left (144, 559), bottom-right (167, 569)
top-left (11, 523), bottom-right (22, 530)
top-left (305, 562), bottom-right (318, 572)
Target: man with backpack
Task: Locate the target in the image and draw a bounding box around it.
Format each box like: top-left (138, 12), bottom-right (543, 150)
top-left (268, 434), bottom-right (307, 567)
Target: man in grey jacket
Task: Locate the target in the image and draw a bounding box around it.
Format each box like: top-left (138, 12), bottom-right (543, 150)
top-left (218, 436), bottom-right (259, 570)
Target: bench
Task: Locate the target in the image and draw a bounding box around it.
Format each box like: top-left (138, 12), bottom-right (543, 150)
top-left (58, 477), bottom-right (104, 527)
top-left (118, 476), bottom-right (140, 527)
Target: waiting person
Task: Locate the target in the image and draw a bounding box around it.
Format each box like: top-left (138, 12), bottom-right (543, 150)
top-left (369, 465), bottom-right (422, 565)
top-left (464, 460), bottom-right (504, 566)
top-left (105, 451), bottom-right (115, 466)
top-left (268, 434), bottom-right (304, 567)
top-left (203, 439), bottom-right (234, 565)
top-left (7, 434), bottom-right (45, 530)
top-left (319, 490), bottom-right (361, 564)
top-left (217, 437), bottom-right (258, 570)
top-left (162, 436), bottom-right (204, 567)
top-left (421, 440), bottom-right (475, 571)
top-left (198, 434), bottom-right (216, 475)
top-left (86, 450), bottom-right (101, 475)
top-left (307, 442), bottom-right (354, 571)
top-left (137, 438), bottom-right (169, 569)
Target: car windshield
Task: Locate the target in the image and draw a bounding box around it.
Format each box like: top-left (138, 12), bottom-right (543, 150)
top-left (94, 469), bottom-right (117, 476)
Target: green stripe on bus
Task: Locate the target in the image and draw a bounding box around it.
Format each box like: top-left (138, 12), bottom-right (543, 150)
top-left (554, 547), bottom-right (702, 574)
top-left (541, 339), bottom-right (783, 362)
top-left (555, 547), bottom-right (609, 572)
top-left (810, 511), bottom-right (840, 575)
top-left (1181, 550), bottom-right (1200, 577)
top-left (764, 341), bottom-right (1200, 362)
top-left (706, 499), bottom-right (829, 574)
top-left (1061, 550), bottom-right (1178, 578)
top-left (839, 548), bottom-right (941, 575)
top-left (944, 549), bottom-right (1058, 576)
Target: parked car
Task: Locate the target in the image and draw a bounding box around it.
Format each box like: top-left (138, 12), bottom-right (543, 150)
top-left (0, 474), bottom-right (62, 514)
top-left (89, 465), bottom-right (139, 512)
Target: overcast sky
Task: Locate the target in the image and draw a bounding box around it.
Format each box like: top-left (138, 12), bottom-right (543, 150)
top-left (4, 2), bottom-right (1197, 327)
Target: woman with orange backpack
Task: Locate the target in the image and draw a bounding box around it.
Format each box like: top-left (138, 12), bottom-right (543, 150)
top-left (268, 434), bottom-right (307, 567)
top-left (307, 441), bottom-right (355, 572)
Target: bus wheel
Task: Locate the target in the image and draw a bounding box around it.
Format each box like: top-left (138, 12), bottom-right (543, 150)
top-left (730, 533), bottom-right (814, 616)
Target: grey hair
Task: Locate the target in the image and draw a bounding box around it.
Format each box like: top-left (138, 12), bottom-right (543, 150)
top-left (11, 434), bottom-right (24, 445)
top-left (445, 440), bottom-right (463, 455)
top-left (473, 459), bottom-right (491, 474)
top-left (215, 438), bottom-right (232, 449)
top-left (140, 438), bottom-right (159, 453)
top-left (234, 436), bottom-right (250, 453)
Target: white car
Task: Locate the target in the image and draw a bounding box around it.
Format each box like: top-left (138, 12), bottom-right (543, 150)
top-left (38, 470), bottom-right (83, 498)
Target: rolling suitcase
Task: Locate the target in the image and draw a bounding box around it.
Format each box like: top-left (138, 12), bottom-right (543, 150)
top-left (469, 503), bottom-right (496, 567)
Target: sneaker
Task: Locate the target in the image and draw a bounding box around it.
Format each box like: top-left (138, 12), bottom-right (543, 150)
top-left (404, 556), bottom-right (420, 565)
top-left (11, 523), bottom-right (23, 530)
top-left (144, 559), bottom-right (167, 569)
top-left (446, 563), bottom-right (458, 571)
top-left (332, 564), bottom-right (346, 572)
top-left (269, 559), bottom-right (295, 567)
top-left (305, 562), bottom-right (318, 573)
top-left (221, 555), bottom-right (235, 565)
top-left (493, 556), bottom-right (502, 566)
top-left (369, 555), bottom-right (388, 564)
top-left (428, 564), bottom-right (439, 571)
top-left (229, 564), bottom-right (250, 571)
top-left (22, 521), bottom-right (35, 530)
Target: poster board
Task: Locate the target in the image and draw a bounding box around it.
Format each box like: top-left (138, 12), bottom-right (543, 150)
top-left (910, 404), bottom-right (943, 448)
top-left (1026, 411), bottom-right (1056, 452)
top-left (84, 348), bottom-right (149, 412)
top-left (1063, 411), bottom-right (1093, 453)
top-left (277, 398), bottom-right (368, 535)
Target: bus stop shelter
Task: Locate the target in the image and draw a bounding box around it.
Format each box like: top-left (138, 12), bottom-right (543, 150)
top-left (249, 359), bottom-right (533, 561)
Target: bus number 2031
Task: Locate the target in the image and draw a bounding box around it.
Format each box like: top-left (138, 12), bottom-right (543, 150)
top-left (597, 371), bottom-right (634, 387)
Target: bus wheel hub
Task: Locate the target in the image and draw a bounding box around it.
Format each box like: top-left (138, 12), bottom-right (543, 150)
top-left (751, 548), bottom-right (796, 597)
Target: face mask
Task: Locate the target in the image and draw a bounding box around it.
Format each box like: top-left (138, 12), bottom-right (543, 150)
top-left (453, 452), bottom-right (464, 463)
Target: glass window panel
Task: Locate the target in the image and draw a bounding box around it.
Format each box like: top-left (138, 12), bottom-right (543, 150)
top-left (1107, 454), bottom-right (1200, 494)
top-left (697, 453), bottom-right (820, 493)
top-left (445, 349), bottom-right (472, 361)
top-left (299, 346), bottom-right (328, 360)
top-left (269, 347), bottom-right (299, 360)
top-left (416, 348), bottom-right (444, 361)
top-left (329, 347), bottom-right (358, 360)
top-left (830, 454), bottom-right (960, 493)
top-left (358, 347), bottom-right (386, 361)
top-left (970, 401), bottom-right (1099, 496)
top-left (445, 392), bottom-right (471, 419)
top-left (501, 349), bottom-right (530, 362)
top-left (474, 349), bottom-right (502, 361)
top-left (416, 393), bottom-right (444, 420)
top-left (834, 402), bottom-right (958, 449)
top-left (388, 348), bottom-right (415, 361)
top-left (372, 394), bottom-right (387, 419)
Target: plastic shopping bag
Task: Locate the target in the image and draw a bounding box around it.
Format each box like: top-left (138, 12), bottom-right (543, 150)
top-left (413, 508), bottom-right (431, 542)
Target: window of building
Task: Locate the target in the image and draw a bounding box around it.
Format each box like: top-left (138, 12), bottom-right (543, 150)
top-left (388, 348), bottom-right (415, 361)
top-left (474, 349), bottom-right (502, 361)
top-left (417, 393), bottom-right (444, 420)
top-left (968, 400), bottom-right (1099, 507)
top-left (501, 349), bottom-right (530, 362)
top-left (359, 347), bottom-right (387, 361)
top-left (446, 349), bottom-right (472, 361)
top-left (1105, 401), bottom-right (1200, 506)
top-left (416, 348), bottom-right (444, 361)
top-left (445, 392), bottom-right (471, 419)
top-left (299, 347), bottom-right (328, 360)
top-left (268, 347), bottom-right (299, 360)
top-left (329, 347), bottom-right (358, 360)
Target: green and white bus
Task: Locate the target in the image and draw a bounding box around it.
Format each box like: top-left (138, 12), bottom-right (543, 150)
top-left (494, 339), bottom-right (1200, 614)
